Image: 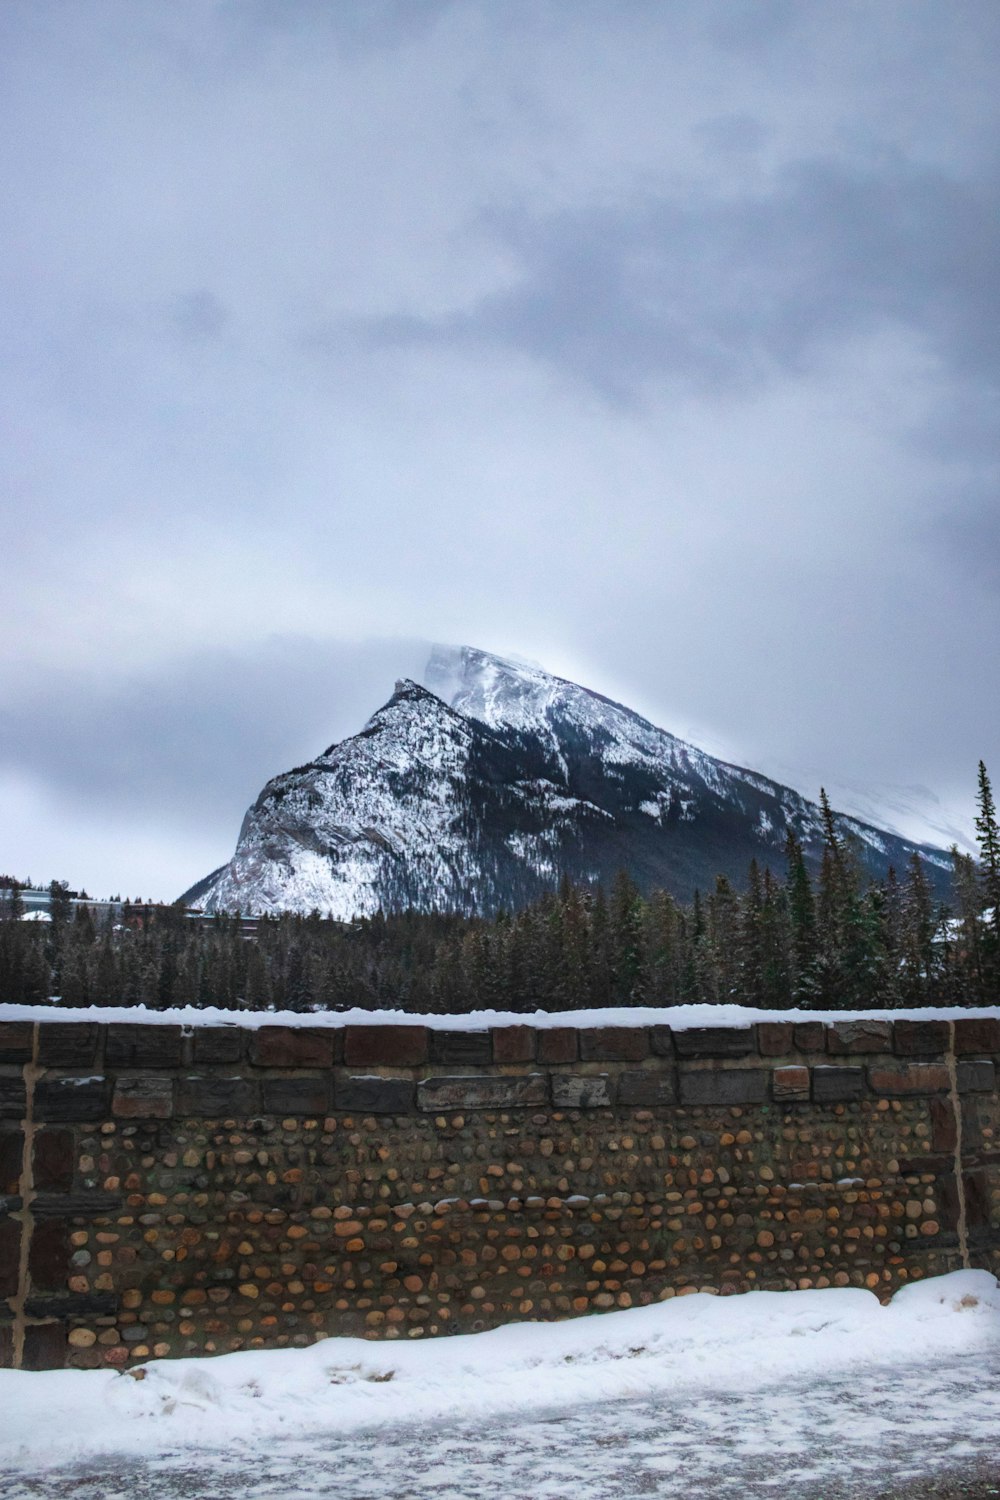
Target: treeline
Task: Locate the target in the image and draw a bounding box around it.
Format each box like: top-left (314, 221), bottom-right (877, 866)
top-left (2, 770), bottom-right (999, 1015)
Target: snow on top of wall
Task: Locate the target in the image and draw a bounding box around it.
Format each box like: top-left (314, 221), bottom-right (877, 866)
top-left (1, 1001), bottom-right (998, 1031)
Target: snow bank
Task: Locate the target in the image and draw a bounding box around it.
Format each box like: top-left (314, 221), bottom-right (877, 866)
top-left (2, 1000), bottom-right (999, 1031)
top-left (2, 1271), bottom-right (998, 1468)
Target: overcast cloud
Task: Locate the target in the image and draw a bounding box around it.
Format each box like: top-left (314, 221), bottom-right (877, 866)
top-left (1, 0), bottom-right (998, 897)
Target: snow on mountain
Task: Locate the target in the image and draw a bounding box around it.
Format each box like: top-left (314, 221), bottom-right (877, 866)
top-left (425, 645), bottom-right (952, 866)
top-left (185, 646), bottom-right (953, 917)
top-left (427, 644), bottom-right (751, 790)
top-left (188, 682), bottom-right (487, 920)
top-left (777, 771), bottom-right (976, 857)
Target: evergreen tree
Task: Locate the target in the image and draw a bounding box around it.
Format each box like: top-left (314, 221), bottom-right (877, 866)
top-left (740, 861), bottom-right (766, 1006)
top-left (759, 867), bottom-right (792, 1008)
top-left (95, 938), bottom-right (121, 1007)
top-left (0, 878), bottom-right (26, 921)
top-left (609, 870), bottom-right (644, 1004)
top-left (21, 936), bottom-right (52, 1004)
top-left (0, 919), bottom-right (26, 1002)
top-left (814, 790), bottom-right (877, 1007)
top-left (679, 890), bottom-right (711, 1004)
top-left (47, 879), bottom-right (73, 927)
top-left (707, 876), bottom-right (741, 1004)
top-left (137, 954), bottom-right (163, 1010)
top-left (587, 886), bottom-right (613, 1009)
top-left (785, 831), bottom-right (819, 1003)
top-left (644, 888), bottom-right (677, 1008)
top-left (898, 853), bottom-right (935, 1005)
top-left (876, 866), bottom-right (904, 1009)
top-left (556, 880), bottom-right (590, 1010)
top-left (643, 889), bottom-right (680, 1005)
top-left (951, 848), bottom-right (985, 1003)
top-left (58, 928), bottom-right (90, 1007)
top-left (975, 761), bottom-right (1000, 943)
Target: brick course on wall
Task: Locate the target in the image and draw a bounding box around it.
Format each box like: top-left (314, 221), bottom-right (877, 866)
top-left (1, 1014), bottom-right (999, 1370)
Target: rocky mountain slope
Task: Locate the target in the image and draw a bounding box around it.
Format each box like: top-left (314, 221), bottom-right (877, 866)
top-left (183, 646), bottom-right (952, 918)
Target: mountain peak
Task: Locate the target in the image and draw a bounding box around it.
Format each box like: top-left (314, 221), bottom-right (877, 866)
top-left (182, 649), bottom-right (952, 917)
top-left (393, 676), bottom-right (430, 698)
top-left (425, 644), bottom-right (577, 730)
top-left (424, 642), bottom-right (700, 785)
top-left (381, 677), bottom-right (445, 712)
top-left (358, 676), bottom-right (470, 741)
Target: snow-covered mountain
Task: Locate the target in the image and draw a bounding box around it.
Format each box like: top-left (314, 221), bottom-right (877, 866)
top-left (183, 646), bottom-right (953, 918)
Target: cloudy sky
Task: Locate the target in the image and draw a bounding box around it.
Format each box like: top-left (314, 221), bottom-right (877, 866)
top-left (2, 0), bottom-right (998, 899)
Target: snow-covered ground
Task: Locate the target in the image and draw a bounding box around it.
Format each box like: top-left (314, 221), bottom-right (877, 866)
top-left (2, 1000), bottom-right (999, 1031)
top-left (2, 1272), bottom-right (999, 1497)
top-left (5, 1359), bottom-right (999, 1499)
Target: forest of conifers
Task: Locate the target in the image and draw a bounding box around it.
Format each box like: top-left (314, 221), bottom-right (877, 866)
top-left (2, 771), bottom-right (999, 1015)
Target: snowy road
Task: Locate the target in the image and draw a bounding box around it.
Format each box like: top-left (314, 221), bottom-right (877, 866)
top-left (3, 1349), bottom-right (999, 1500)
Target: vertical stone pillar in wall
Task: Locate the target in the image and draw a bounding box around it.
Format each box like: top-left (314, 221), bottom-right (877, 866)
top-left (0, 1133), bottom-right (23, 1367)
top-left (0, 1021), bottom-right (33, 1367)
top-left (0, 1021), bottom-right (128, 1369)
top-left (953, 1018), bottom-right (1000, 1276)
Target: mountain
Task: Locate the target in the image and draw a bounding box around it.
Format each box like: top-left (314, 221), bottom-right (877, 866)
top-left (182, 646), bottom-right (953, 918)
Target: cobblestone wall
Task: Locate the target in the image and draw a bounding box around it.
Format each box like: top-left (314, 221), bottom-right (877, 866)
top-left (2, 1015), bottom-right (999, 1369)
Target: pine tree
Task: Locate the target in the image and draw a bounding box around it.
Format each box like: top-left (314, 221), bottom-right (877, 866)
top-left (0, 879), bottom-right (26, 921)
top-left (951, 848), bottom-right (985, 1002)
top-left (899, 853), bottom-right (935, 1004)
top-left (707, 876), bottom-right (741, 1004)
top-left (137, 955), bottom-right (163, 1010)
top-left (95, 937), bottom-right (121, 1007)
top-left (0, 918), bottom-right (26, 1001)
top-left (740, 861), bottom-right (766, 1006)
top-left (785, 831), bottom-right (819, 1003)
top-left (47, 879), bottom-right (73, 927)
top-left (282, 939), bottom-right (312, 1012)
top-left (21, 936), bottom-right (52, 1004)
top-left (814, 789), bottom-right (876, 1008)
top-left (975, 762), bottom-right (1000, 940)
top-left (876, 866), bottom-right (904, 1008)
top-left (587, 886), bottom-right (613, 1008)
top-left (556, 880), bottom-right (590, 1010)
top-left (610, 870), bottom-right (644, 1004)
top-left (243, 944), bottom-right (271, 1010)
top-left (759, 867), bottom-right (793, 1008)
top-left (643, 889), bottom-right (680, 1005)
top-left (679, 890), bottom-right (711, 1004)
top-left (58, 929), bottom-right (90, 1007)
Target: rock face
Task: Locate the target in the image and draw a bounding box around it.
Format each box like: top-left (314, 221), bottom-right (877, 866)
top-left (182, 645), bottom-right (951, 917)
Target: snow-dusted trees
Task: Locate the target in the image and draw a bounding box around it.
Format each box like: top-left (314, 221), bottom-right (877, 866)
top-left (5, 766), bottom-right (998, 1013)
top-left (975, 761), bottom-right (1000, 986)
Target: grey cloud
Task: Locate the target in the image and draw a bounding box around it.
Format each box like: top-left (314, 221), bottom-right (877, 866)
top-left (911, 387), bottom-right (1000, 467)
top-left (0, 0), bottom-right (997, 898)
top-left (217, 0), bottom-right (456, 56)
top-left (171, 290), bottom-right (229, 342)
top-left (361, 158), bottom-right (1000, 404)
top-left (693, 113), bottom-right (771, 161)
top-left (932, 495), bottom-right (1000, 593)
top-left (0, 637), bottom-right (428, 830)
top-left (704, 0), bottom-right (799, 52)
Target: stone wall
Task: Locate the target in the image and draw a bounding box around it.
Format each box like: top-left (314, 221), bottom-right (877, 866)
top-left (2, 1014), bottom-right (999, 1370)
